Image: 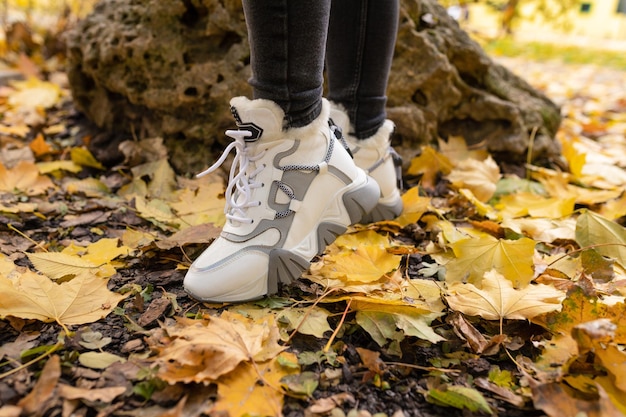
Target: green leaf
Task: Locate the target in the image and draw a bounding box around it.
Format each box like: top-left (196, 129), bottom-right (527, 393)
top-left (426, 385), bottom-right (493, 413)
top-left (576, 209), bottom-right (626, 269)
top-left (281, 371), bottom-right (318, 397)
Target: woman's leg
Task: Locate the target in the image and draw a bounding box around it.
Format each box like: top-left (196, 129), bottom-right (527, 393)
top-left (243, 0), bottom-right (330, 128)
top-left (326, 0), bottom-right (399, 139)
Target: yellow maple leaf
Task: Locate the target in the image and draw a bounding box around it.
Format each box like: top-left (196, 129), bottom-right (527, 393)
top-left (0, 269), bottom-right (124, 326)
top-left (446, 235), bottom-right (536, 287)
top-left (445, 270), bottom-right (565, 324)
top-left (446, 156), bottom-right (501, 202)
top-left (62, 238), bottom-right (131, 266)
top-left (318, 231), bottom-right (401, 283)
top-left (170, 179), bottom-right (226, 228)
top-left (394, 187), bottom-right (432, 227)
top-left (213, 352), bottom-right (300, 417)
top-left (0, 160), bottom-right (55, 195)
top-left (495, 192), bottom-right (576, 219)
top-left (154, 313), bottom-right (285, 384)
top-left (407, 146), bottom-right (453, 189)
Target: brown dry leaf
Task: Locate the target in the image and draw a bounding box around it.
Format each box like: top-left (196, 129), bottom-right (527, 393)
top-left (0, 160), bottom-right (55, 195)
top-left (154, 313), bottom-right (285, 384)
top-left (58, 385), bottom-right (126, 402)
top-left (213, 352), bottom-right (299, 417)
top-left (0, 270), bottom-right (125, 326)
top-left (0, 332), bottom-right (39, 361)
top-left (530, 380), bottom-right (623, 417)
top-left (29, 133), bottom-right (52, 157)
top-left (155, 223), bottom-right (221, 250)
top-left (445, 270), bottom-right (565, 322)
top-left (16, 355), bottom-right (60, 415)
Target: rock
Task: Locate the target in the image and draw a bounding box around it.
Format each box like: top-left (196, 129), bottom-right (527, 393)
top-left (66, 0), bottom-right (562, 173)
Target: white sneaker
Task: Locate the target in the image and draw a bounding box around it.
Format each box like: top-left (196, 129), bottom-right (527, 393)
top-left (184, 97), bottom-right (381, 302)
top-left (329, 105), bottom-right (403, 223)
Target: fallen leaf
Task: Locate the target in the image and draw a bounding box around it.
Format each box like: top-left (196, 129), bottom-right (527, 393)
top-left (58, 385), bottom-right (127, 402)
top-left (576, 209), bottom-right (626, 269)
top-left (63, 177), bottom-right (110, 197)
top-left (78, 351), bottom-right (125, 369)
top-left (8, 77), bottom-right (61, 110)
top-left (17, 355), bottom-right (60, 415)
top-left (27, 252), bottom-right (100, 279)
top-left (29, 133), bottom-right (52, 157)
top-left (446, 235), bottom-right (536, 287)
top-left (0, 160), bottom-right (55, 195)
top-left (278, 307), bottom-right (332, 338)
top-left (445, 270), bottom-right (565, 322)
top-left (154, 313), bottom-right (285, 384)
top-left (155, 223), bottom-right (221, 250)
top-left (426, 384), bottom-right (493, 414)
top-left (213, 352), bottom-right (300, 417)
top-left (536, 287), bottom-right (626, 343)
top-left (530, 380), bottom-right (623, 417)
top-left (352, 299), bottom-right (445, 344)
top-left (447, 156), bottom-right (501, 202)
top-left (0, 270), bottom-right (125, 325)
top-left (407, 146), bottom-right (453, 189)
top-left (70, 147), bottom-right (105, 170)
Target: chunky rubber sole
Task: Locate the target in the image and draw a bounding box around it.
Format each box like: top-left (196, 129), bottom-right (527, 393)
top-left (266, 174), bottom-right (380, 294)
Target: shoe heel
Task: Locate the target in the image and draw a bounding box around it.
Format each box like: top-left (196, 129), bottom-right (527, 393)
top-left (342, 175), bottom-right (381, 225)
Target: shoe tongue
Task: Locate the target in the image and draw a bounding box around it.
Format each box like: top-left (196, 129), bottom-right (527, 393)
top-left (230, 97), bottom-right (284, 143)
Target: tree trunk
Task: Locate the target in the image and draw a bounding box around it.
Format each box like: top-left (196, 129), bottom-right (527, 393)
top-left (66, 0), bottom-right (562, 173)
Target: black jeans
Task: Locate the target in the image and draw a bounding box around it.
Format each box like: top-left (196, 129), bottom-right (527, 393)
top-left (242, 0), bottom-right (399, 139)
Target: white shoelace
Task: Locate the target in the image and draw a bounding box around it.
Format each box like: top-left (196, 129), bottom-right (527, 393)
top-left (197, 129), bottom-right (266, 224)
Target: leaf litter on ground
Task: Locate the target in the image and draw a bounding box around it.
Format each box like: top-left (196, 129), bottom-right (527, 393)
top-left (1, 51), bottom-right (626, 417)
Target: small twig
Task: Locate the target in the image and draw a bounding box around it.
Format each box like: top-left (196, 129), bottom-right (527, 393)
top-left (8, 223), bottom-right (48, 252)
top-left (0, 342), bottom-right (63, 380)
top-left (286, 286), bottom-right (338, 344)
top-left (547, 242), bottom-right (626, 267)
top-left (324, 298), bottom-right (352, 353)
top-left (385, 361), bottom-right (461, 375)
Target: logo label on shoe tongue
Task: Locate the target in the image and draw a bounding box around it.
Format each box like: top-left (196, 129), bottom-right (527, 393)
top-left (231, 106), bottom-right (263, 142)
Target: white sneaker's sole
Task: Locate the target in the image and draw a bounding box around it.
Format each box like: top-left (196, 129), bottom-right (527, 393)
top-left (267, 172), bottom-right (380, 294)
